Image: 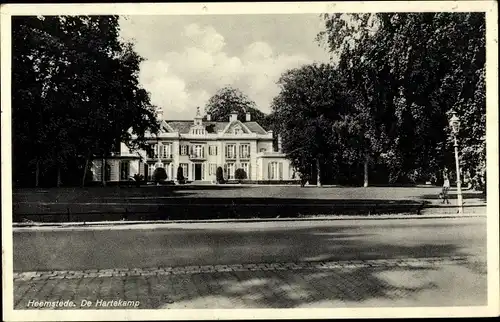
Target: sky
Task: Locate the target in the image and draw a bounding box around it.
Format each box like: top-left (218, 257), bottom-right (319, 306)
top-left (118, 14), bottom-right (333, 120)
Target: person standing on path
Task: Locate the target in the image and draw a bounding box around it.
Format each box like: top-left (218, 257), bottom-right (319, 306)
top-left (442, 173), bottom-right (451, 204)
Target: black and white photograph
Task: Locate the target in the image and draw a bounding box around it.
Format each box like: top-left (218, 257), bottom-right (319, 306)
top-left (1, 1), bottom-right (498, 320)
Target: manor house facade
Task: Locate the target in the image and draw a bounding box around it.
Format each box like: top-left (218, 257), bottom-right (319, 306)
top-left (90, 108), bottom-right (297, 183)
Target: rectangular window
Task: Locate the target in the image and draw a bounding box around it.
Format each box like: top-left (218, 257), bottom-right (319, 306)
top-left (239, 144), bottom-right (250, 159)
top-left (226, 163), bottom-right (235, 180)
top-left (194, 145), bottom-right (203, 158)
top-left (226, 144), bottom-right (236, 159)
top-left (180, 145), bottom-right (188, 155)
top-left (159, 143), bottom-right (171, 158)
top-left (209, 145), bottom-right (217, 156)
top-left (148, 164), bottom-right (155, 181)
top-left (119, 161), bottom-right (130, 180)
top-left (209, 163), bottom-right (217, 175)
top-left (240, 162), bottom-right (249, 178)
top-left (151, 144), bottom-right (159, 158)
top-left (180, 163), bottom-right (189, 178)
top-left (269, 162), bottom-right (280, 180)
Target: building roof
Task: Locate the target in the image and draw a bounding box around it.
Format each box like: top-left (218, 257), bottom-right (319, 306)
top-left (163, 120), bottom-right (269, 135)
top-left (244, 122), bottom-right (268, 135)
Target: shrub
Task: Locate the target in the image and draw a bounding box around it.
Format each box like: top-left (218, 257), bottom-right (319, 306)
top-left (234, 168), bottom-right (247, 183)
top-left (153, 167), bottom-right (167, 183)
top-left (133, 173), bottom-right (144, 187)
top-left (216, 166), bottom-right (224, 184)
top-left (176, 166), bottom-right (185, 184)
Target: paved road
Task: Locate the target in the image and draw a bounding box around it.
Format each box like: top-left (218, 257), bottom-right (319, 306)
top-left (12, 217), bottom-right (487, 309)
top-left (13, 217), bottom-right (486, 272)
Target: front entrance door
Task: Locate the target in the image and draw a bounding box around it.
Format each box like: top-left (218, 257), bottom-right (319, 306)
top-left (195, 163), bottom-right (202, 180)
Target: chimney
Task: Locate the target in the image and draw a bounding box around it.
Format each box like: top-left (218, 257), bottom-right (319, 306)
top-left (206, 113), bottom-right (211, 121)
top-left (229, 111), bottom-right (238, 122)
top-left (277, 134), bottom-right (283, 152)
top-left (245, 112), bottom-right (251, 122)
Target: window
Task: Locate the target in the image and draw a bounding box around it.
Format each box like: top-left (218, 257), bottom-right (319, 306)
top-left (148, 164), bottom-right (155, 181)
top-left (239, 144), bottom-right (250, 158)
top-left (119, 161), bottom-right (130, 180)
top-left (240, 162), bottom-right (249, 178)
top-left (209, 145), bottom-right (218, 156)
top-left (268, 162), bottom-right (283, 180)
top-left (149, 144), bottom-right (159, 158)
top-left (180, 163), bottom-right (189, 178)
top-left (234, 126), bottom-right (242, 135)
top-left (209, 163), bottom-right (217, 175)
top-left (225, 144), bottom-right (236, 159)
top-left (167, 144), bottom-right (172, 158)
top-left (180, 145), bottom-right (188, 155)
top-left (193, 145), bottom-right (204, 158)
top-left (159, 143), bottom-right (171, 158)
top-left (226, 163), bottom-right (235, 179)
top-left (192, 127), bottom-right (205, 135)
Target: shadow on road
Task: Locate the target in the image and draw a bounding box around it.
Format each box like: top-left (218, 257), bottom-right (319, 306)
top-left (13, 221), bottom-right (487, 308)
top-left (144, 265), bottom-right (446, 308)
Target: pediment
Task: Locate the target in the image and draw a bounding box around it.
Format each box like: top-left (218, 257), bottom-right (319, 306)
top-left (222, 120), bottom-right (252, 135)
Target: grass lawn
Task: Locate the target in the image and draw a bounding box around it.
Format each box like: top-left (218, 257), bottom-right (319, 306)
top-left (13, 184), bottom-right (485, 203)
top-left (11, 185), bottom-right (486, 223)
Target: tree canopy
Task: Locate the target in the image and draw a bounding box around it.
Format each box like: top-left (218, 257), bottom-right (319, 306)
top-left (312, 12), bottom-right (486, 188)
top-left (204, 86), bottom-right (270, 128)
top-left (12, 15), bottom-right (160, 187)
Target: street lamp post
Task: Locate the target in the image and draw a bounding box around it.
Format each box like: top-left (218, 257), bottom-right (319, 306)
top-left (449, 111), bottom-right (463, 214)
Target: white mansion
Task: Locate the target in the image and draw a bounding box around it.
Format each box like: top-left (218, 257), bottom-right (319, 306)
top-left (90, 108), bottom-right (297, 183)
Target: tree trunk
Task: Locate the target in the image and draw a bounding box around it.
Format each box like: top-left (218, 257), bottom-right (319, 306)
top-left (316, 158), bottom-right (322, 187)
top-left (101, 158), bottom-right (106, 187)
top-left (56, 165), bottom-right (61, 187)
top-left (363, 153), bottom-right (369, 187)
top-left (35, 160), bottom-right (40, 188)
top-left (82, 156), bottom-right (90, 188)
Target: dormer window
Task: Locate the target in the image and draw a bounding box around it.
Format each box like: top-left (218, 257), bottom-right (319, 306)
top-left (191, 127), bottom-right (205, 135)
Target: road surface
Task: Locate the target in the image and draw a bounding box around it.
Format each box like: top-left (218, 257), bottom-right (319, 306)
top-left (13, 217), bottom-right (486, 271)
top-left (11, 217), bottom-right (487, 309)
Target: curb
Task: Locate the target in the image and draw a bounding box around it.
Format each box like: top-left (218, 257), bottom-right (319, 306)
top-left (13, 213), bottom-right (486, 229)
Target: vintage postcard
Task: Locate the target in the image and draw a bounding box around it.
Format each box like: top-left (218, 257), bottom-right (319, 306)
top-left (1, 1), bottom-right (498, 321)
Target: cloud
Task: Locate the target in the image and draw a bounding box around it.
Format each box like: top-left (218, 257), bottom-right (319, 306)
top-left (120, 16), bottom-right (325, 120)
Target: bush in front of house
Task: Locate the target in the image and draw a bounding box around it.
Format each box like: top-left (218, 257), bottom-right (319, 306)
top-left (216, 166), bottom-right (225, 184)
top-left (176, 166), bottom-right (185, 184)
top-left (133, 173), bottom-right (144, 187)
top-left (234, 168), bottom-right (247, 183)
top-left (153, 167), bottom-right (168, 184)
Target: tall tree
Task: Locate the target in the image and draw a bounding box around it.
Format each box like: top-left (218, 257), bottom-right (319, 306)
top-left (12, 15), bottom-right (160, 187)
top-left (204, 86), bottom-right (269, 127)
top-left (318, 13), bottom-right (486, 189)
top-left (271, 63), bottom-right (351, 187)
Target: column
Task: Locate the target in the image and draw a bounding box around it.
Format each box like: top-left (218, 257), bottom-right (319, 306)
top-left (250, 141), bottom-right (258, 180)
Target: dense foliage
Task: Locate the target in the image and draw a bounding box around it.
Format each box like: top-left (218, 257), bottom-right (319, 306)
top-left (12, 16), bottom-right (159, 187)
top-left (216, 166), bottom-right (225, 184)
top-left (271, 12), bottom-right (485, 189)
top-left (234, 168), bottom-right (247, 182)
top-left (152, 167), bottom-right (167, 183)
top-left (204, 86), bottom-right (271, 128)
top-left (176, 166), bottom-right (185, 183)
